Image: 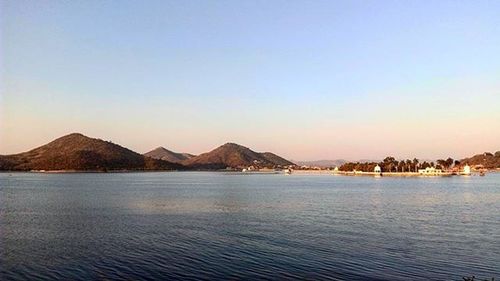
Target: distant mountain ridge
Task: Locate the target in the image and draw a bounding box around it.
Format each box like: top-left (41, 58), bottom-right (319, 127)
top-left (0, 134), bottom-right (294, 171)
top-left (144, 147), bottom-right (195, 163)
top-left (0, 133), bottom-right (184, 171)
top-left (181, 142), bottom-right (294, 169)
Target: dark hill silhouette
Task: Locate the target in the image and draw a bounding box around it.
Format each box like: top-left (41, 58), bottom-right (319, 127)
top-left (460, 151), bottom-right (500, 169)
top-left (260, 152), bottom-right (296, 166)
top-left (0, 133), bottom-right (184, 171)
top-left (144, 147), bottom-right (195, 163)
top-left (181, 142), bottom-right (294, 169)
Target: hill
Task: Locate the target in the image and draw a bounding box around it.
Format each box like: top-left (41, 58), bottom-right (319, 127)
top-left (181, 143), bottom-right (294, 169)
top-left (0, 133), bottom-right (184, 171)
top-left (260, 152), bottom-right (296, 166)
top-left (144, 147), bottom-right (195, 163)
top-left (460, 151), bottom-right (500, 169)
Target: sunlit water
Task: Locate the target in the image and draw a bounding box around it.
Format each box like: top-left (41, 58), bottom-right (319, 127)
top-left (1, 172), bottom-right (499, 280)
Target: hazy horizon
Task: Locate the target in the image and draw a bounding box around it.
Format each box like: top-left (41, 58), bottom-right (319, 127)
top-left (1, 1), bottom-right (499, 160)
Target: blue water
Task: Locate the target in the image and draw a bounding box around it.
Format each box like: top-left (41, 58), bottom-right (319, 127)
top-left (1, 172), bottom-right (499, 280)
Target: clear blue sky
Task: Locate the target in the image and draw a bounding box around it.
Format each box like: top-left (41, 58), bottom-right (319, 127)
top-left (1, 0), bottom-right (499, 160)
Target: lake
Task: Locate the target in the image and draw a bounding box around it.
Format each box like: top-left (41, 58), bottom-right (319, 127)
top-left (1, 172), bottom-right (499, 280)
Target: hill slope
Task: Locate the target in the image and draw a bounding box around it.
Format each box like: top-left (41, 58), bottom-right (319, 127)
top-left (144, 147), bottom-right (195, 163)
top-left (0, 133), bottom-right (184, 171)
top-left (460, 151), bottom-right (500, 169)
top-left (260, 152), bottom-right (296, 166)
top-left (181, 143), bottom-right (294, 169)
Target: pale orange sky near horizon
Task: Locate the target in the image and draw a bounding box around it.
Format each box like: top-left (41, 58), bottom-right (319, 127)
top-left (1, 1), bottom-right (499, 161)
top-left (1, 80), bottom-right (499, 161)
top-left (1, 72), bottom-right (499, 161)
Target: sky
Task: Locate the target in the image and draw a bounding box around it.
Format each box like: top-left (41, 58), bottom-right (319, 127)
top-left (1, 0), bottom-right (499, 161)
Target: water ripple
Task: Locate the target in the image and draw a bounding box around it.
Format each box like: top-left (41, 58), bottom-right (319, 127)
top-left (1, 172), bottom-right (499, 280)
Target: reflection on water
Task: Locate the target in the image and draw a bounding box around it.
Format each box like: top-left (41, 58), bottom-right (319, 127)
top-left (1, 172), bottom-right (499, 280)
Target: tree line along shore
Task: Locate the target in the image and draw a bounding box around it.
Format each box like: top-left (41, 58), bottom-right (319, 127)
top-left (332, 155), bottom-right (497, 177)
top-left (339, 157), bottom-right (458, 173)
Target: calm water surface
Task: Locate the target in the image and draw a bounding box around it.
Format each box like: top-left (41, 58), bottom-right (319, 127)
top-left (1, 172), bottom-right (499, 280)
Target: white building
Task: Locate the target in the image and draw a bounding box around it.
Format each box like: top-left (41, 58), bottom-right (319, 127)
top-left (462, 164), bottom-right (471, 175)
top-left (374, 165), bottom-right (381, 173)
top-left (418, 167), bottom-right (443, 175)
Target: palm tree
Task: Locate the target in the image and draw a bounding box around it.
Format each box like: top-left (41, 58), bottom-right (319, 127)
top-left (393, 159), bottom-right (399, 172)
top-left (406, 159), bottom-right (412, 173)
top-left (397, 160), bottom-right (405, 172)
top-left (413, 158), bottom-right (419, 172)
top-left (446, 158), bottom-right (454, 169)
top-left (437, 159), bottom-right (446, 170)
top-left (383, 157), bottom-right (396, 172)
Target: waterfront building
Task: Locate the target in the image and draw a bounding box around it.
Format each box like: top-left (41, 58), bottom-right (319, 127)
top-left (462, 164), bottom-right (471, 175)
top-left (418, 167), bottom-right (443, 175)
top-left (374, 165), bottom-right (381, 173)
top-left (332, 166), bottom-right (340, 175)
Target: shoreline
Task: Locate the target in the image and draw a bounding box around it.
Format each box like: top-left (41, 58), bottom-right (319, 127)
top-left (1, 169), bottom-right (496, 176)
